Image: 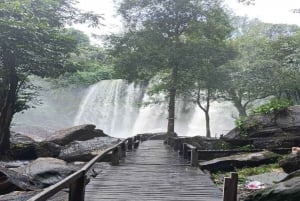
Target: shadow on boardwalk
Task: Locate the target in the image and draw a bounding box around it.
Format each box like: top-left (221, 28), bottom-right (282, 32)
top-left (85, 140), bottom-right (222, 201)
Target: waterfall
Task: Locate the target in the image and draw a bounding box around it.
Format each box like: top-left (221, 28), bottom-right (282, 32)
top-left (13, 78), bottom-right (236, 139)
top-left (73, 79), bottom-right (144, 137)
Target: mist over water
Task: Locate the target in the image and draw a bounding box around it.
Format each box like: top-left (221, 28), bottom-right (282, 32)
top-left (13, 79), bottom-right (236, 139)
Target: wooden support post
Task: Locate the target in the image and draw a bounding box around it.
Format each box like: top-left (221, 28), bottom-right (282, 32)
top-left (128, 138), bottom-right (133, 151)
top-left (111, 147), bottom-right (120, 166)
top-left (166, 137), bottom-right (170, 145)
top-left (120, 142), bottom-right (126, 158)
top-left (191, 148), bottom-right (198, 167)
top-left (69, 174), bottom-right (85, 201)
top-left (183, 143), bottom-right (188, 159)
top-left (133, 140), bottom-right (139, 149)
top-left (223, 172), bottom-right (238, 201)
top-left (178, 139), bottom-right (183, 155)
top-left (174, 138), bottom-right (179, 151)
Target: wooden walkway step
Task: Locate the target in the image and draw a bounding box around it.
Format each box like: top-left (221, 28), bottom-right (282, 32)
top-left (85, 140), bottom-right (222, 201)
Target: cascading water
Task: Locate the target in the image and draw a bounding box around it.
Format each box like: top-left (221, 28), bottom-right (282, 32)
top-left (73, 79), bottom-right (144, 138)
top-left (13, 78), bottom-right (236, 139)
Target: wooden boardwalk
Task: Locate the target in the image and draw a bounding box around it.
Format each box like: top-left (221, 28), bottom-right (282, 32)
top-left (85, 140), bottom-right (222, 201)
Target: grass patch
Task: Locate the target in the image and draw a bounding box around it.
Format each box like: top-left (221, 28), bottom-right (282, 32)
top-left (211, 163), bottom-right (282, 185)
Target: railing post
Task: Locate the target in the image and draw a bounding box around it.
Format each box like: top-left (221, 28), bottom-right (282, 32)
top-left (111, 146), bottom-right (120, 166)
top-left (178, 139), bottom-right (183, 155)
top-left (223, 172), bottom-right (238, 201)
top-left (133, 140), bottom-right (139, 149)
top-left (69, 173), bottom-right (85, 201)
top-left (183, 143), bottom-right (188, 159)
top-left (191, 148), bottom-right (198, 167)
top-left (120, 142), bottom-right (126, 158)
top-left (128, 138), bottom-right (133, 151)
top-left (174, 138), bottom-right (179, 151)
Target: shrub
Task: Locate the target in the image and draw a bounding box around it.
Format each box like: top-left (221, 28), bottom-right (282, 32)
top-left (250, 98), bottom-right (291, 115)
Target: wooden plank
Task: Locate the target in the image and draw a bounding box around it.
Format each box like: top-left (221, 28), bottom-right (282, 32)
top-left (85, 140), bottom-right (222, 201)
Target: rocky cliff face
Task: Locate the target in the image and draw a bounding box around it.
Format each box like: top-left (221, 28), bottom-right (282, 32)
top-left (223, 105), bottom-right (300, 149)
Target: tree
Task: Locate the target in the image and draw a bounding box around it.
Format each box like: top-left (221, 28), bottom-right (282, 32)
top-left (53, 29), bottom-right (114, 87)
top-left (0, 0), bottom-right (102, 155)
top-left (110, 0), bottom-right (232, 135)
top-left (267, 31), bottom-right (300, 102)
top-left (221, 18), bottom-right (299, 117)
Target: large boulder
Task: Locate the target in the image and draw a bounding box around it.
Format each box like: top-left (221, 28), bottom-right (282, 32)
top-left (0, 191), bottom-right (68, 201)
top-left (244, 170), bottom-right (300, 201)
top-left (279, 151), bottom-right (300, 173)
top-left (16, 158), bottom-right (79, 187)
top-left (0, 167), bottom-right (42, 195)
top-left (199, 151), bottom-right (280, 172)
top-left (58, 137), bottom-right (120, 162)
top-left (10, 132), bottom-right (61, 160)
top-left (223, 106), bottom-right (300, 149)
top-left (10, 132), bottom-right (37, 159)
top-left (35, 141), bottom-right (61, 158)
top-left (47, 124), bottom-right (107, 145)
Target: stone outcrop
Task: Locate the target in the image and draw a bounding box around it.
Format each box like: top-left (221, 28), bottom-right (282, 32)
top-left (16, 158), bottom-right (79, 187)
top-left (9, 125), bottom-right (111, 160)
top-left (279, 151), bottom-right (300, 173)
top-left (10, 132), bottom-right (37, 159)
top-left (199, 151), bottom-right (280, 172)
top-left (58, 137), bottom-right (119, 162)
top-left (0, 167), bottom-right (42, 195)
top-left (244, 170), bottom-right (300, 201)
top-left (0, 191), bottom-right (68, 201)
top-left (10, 132), bottom-right (61, 160)
top-left (223, 106), bottom-right (300, 149)
top-left (47, 124), bottom-right (107, 145)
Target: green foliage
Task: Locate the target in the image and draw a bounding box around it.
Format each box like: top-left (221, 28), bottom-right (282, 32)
top-left (235, 116), bottom-right (249, 136)
top-left (110, 0), bottom-right (234, 135)
top-left (222, 18), bottom-right (300, 117)
top-left (235, 116), bottom-right (262, 137)
top-left (54, 65), bottom-right (114, 87)
top-left (251, 98), bottom-right (292, 115)
top-left (211, 163), bottom-right (282, 185)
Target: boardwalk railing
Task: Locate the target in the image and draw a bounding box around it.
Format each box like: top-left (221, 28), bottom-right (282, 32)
top-left (166, 136), bottom-right (198, 167)
top-left (28, 135), bottom-right (142, 201)
top-left (166, 136), bottom-right (238, 201)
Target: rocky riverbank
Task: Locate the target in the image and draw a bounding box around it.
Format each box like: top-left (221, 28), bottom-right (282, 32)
top-left (0, 124), bottom-right (120, 200)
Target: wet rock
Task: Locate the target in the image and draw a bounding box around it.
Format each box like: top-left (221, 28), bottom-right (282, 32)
top-left (10, 132), bottom-right (37, 160)
top-left (223, 106), bottom-right (300, 149)
top-left (10, 132), bottom-right (62, 160)
top-left (199, 151), bottom-right (280, 172)
top-left (0, 167), bottom-right (42, 195)
top-left (244, 171), bottom-right (300, 201)
top-left (16, 158), bottom-right (79, 187)
top-left (0, 191), bottom-right (39, 201)
top-left (0, 161), bottom-right (30, 169)
top-left (35, 141), bottom-right (61, 158)
top-left (279, 151), bottom-right (300, 173)
top-left (47, 124), bottom-right (107, 145)
top-left (0, 190), bottom-right (68, 201)
top-left (58, 137), bottom-right (119, 162)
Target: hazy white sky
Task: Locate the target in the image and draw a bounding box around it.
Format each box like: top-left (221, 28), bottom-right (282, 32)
top-left (74, 0), bottom-right (300, 43)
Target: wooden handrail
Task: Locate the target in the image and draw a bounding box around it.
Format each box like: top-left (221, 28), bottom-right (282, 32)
top-left (28, 136), bottom-right (140, 201)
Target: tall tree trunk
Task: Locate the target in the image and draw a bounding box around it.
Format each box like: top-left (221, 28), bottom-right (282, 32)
top-left (204, 111), bottom-right (211, 138)
top-left (0, 50), bottom-right (17, 155)
top-left (197, 88), bottom-right (211, 138)
top-left (227, 89), bottom-right (247, 117)
top-left (167, 67), bottom-right (178, 135)
top-left (233, 100), bottom-right (247, 118)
